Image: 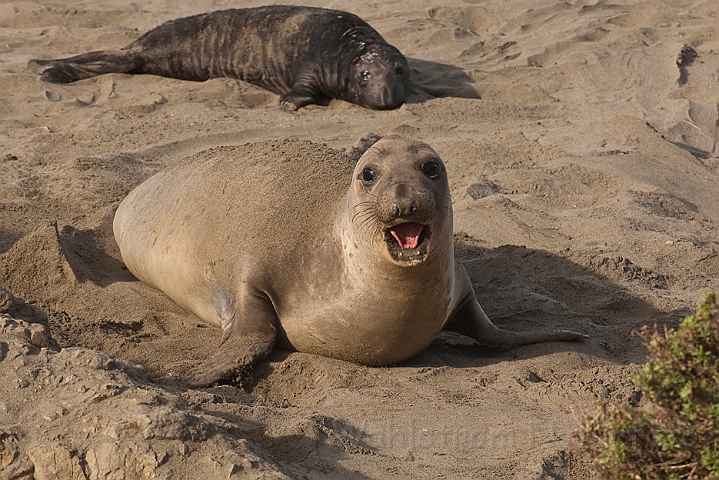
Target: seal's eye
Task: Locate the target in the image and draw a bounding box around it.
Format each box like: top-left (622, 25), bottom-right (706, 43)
top-left (360, 70), bottom-right (371, 81)
top-left (395, 66), bottom-right (406, 76)
top-left (361, 166), bottom-right (377, 184)
top-left (421, 161), bottom-right (442, 179)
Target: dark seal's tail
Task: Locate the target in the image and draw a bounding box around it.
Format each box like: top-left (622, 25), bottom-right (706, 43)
top-left (30, 49), bottom-right (144, 83)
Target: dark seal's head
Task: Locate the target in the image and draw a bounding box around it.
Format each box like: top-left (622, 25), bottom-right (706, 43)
top-left (348, 44), bottom-right (410, 110)
top-left (348, 136), bottom-right (452, 267)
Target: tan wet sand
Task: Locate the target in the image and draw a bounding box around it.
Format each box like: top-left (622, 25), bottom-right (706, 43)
top-left (1, 1), bottom-right (718, 478)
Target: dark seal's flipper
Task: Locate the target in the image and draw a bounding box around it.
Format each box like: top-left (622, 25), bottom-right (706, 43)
top-left (31, 50), bottom-right (144, 83)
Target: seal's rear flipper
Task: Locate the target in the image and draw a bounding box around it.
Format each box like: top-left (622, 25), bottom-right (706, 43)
top-left (30, 50), bottom-right (144, 83)
top-left (444, 293), bottom-right (588, 350)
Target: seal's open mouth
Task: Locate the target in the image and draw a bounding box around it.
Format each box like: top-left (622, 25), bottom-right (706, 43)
top-left (385, 222), bottom-right (431, 263)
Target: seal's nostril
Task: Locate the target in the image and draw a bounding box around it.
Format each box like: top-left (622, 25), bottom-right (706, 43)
top-left (390, 198), bottom-right (419, 217)
top-left (380, 87), bottom-right (390, 105)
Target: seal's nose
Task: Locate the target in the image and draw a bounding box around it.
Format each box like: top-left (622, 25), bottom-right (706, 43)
top-left (379, 80), bottom-right (405, 109)
top-left (391, 183), bottom-right (414, 216)
top-left (392, 196), bottom-right (417, 217)
top-left (376, 182), bottom-right (434, 224)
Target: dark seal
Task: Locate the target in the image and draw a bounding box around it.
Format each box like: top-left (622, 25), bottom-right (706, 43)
top-left (30, 6), bottom-right (411, 110)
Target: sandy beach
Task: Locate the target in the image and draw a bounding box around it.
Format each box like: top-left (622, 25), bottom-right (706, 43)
top-left (1, 0), bottom-right (718, 478)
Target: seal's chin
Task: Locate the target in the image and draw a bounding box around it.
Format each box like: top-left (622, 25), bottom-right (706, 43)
top-left (384, 222), bottom-right (431, 265)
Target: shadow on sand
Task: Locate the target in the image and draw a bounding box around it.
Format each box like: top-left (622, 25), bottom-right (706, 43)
top-left (406, 57), bottom-right (480, 103)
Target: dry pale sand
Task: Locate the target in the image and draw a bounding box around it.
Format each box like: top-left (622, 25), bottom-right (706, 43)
top-left (1, 0), bottom-right (719, 478)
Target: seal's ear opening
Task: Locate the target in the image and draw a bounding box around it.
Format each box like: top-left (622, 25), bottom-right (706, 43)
top-left (347, 133), bottom-right (383, 165)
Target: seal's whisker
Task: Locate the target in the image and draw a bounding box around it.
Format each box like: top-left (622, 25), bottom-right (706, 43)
top-left (352, 207), bottom-right (376, 223)
top-left (352, 201), bottom-right (377, 213)
top-left (428, 203), bottom-right (451, 219)
top-left (437, 192), bottom-right (455, 204)
top-left (353, 210), bottom-right (383, 239)
top-left (359, 218), bottom-right (373, 229)
top-left (352, 201), bottom-right (376, 210)
top-left (428, 210), bottom-right (450, 234)
top-left (359, 218), bottom-right (384, 247)
top-left (353, 202), bottom-right (376, 208)
top-left (352, 203), bottom-right (374, 212)
top-left (435, 204), bottom-right (453, 217)
top-left (352, 210), bottom-right (371, 222)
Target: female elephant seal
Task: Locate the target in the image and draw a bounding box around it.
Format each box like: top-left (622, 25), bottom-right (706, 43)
top-left (31, 6), bottom-right (410, 110)
top-left (113, 136), bottom-right (586, 386)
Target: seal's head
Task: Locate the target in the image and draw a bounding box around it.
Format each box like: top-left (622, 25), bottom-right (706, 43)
top-left (348, 44), bottom-right (410, 110)
top-left (349, 135), bottom-right (452, 267)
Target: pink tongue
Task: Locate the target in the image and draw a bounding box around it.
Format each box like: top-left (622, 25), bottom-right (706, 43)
top-left (389, 223), bottom-right (424, 250)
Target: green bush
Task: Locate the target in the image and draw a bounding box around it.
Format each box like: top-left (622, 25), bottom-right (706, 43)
top-left (575, 292), bottom-right (719, 479)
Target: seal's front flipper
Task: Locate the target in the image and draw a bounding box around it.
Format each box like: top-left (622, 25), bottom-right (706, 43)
top-left (188, 330), bottom-right (275, 387)
top-left (279, 93), bottom-right (316, 111)
top-left (30, 50), bottom-right (144, 83)
top-left (279, 81), bottom-right (323, 111)
top-left (188, 290), bottom-right (278, 387)
top-left (444, 293), bottom-right (588, 350)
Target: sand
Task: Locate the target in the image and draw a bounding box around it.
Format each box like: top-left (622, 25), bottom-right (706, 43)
top-left (1, 0), bottom-right (718, 478)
